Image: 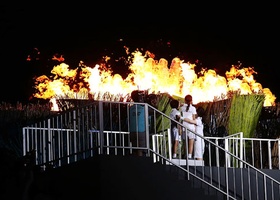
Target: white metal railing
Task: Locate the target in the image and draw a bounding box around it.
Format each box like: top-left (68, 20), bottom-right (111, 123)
top-left (22, 100), bottom-right (280, 200)
top-left (205, 133), bottom-right (280, 170)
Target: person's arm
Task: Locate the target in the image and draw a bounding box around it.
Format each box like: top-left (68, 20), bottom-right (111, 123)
top-left (192, 114), bottom-right (196, 120)
top-left (180, 117), bottom-right (197, 125)
top-left (175, 114), bottom-right (181, 122)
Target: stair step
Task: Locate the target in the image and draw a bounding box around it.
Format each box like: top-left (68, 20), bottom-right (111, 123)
top-left (170, 158), bottom-right (204, 166)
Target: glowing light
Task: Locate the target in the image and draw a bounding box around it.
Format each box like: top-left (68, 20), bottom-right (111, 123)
top-left (33, 50), bottom-right (276, 108)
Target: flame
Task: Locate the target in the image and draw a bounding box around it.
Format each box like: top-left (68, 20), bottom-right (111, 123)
top-left (52, 54), bottom-right (65, 62)
top-left (33, 50), bottom-right (276, 108)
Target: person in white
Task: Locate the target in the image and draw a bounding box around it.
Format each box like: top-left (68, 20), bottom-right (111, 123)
top-left (180, 94), bottom-right (197, 159)
top-left (170, 99), bottom-right (196, 159)
top-left (169, 99), bottom-right (182, 158)
top-left (193, 106), bottom-right (205, 160)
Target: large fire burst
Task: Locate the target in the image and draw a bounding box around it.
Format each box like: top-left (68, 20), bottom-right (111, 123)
top-left (32, 50), bottom-right (276, 109)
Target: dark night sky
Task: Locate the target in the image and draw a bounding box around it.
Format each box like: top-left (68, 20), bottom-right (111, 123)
top-left (1, 3), bottom-right (279, 104)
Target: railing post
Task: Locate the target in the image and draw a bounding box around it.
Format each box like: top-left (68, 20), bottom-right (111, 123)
top-left (152, 135), bottom-right (156, 162)
top-left (268, 141), bottom-right (272, 169)
top-left (240, 132), bottom-right (243, 168)
top-left (278, 139), bottom-right (280, 170)
top-left (47, 119), bottom-right (52, 164)
top-left (66, 130), bottom-right (70, 164)
top-left (167, 128), bottom-right (172, 160)
top-left (22, 128), bottom-right (27, 156)
top-left (99, 101), bottom-right (104, 154)
top-left (73, 111), bottom-right (77, 162)
top-left (215, 139), bottom-right (219, 167)
top-left (225, 138), bottom-right (230, 167)
top-left (145, 103), bottom-right (150, 157)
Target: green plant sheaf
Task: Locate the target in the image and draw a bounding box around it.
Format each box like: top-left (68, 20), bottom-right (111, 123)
top-left (156, 93), bottom-right (172, 131)
top-left (228, 94), bottom-right (265, 138)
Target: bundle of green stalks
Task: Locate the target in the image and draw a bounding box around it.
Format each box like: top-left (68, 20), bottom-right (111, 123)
top-left (155, 93), bottom-right (172, 131)
top-left (0, 101), bottom-right (54, 126)
top-left (228, 93), bottom-right (265, 138)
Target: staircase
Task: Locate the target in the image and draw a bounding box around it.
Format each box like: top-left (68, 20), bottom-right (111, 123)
top-left (32, 154), bottom-right (219, 200)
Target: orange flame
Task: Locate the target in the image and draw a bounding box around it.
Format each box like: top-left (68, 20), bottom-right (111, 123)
top-left (33, 50), bottom-right (276, 107)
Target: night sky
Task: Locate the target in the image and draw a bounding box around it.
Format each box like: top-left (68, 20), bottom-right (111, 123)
top-left (1, 3), bottom-right (279, 104)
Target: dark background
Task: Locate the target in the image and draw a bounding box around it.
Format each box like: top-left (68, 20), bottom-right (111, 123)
top-left (1, 3), bottom-right (279, 104)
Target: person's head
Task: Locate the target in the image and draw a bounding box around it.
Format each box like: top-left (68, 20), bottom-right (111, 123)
top-left (131, 90), bottom-right (144, 102)
top-left (131, 90), bottom-right (140, 102)
top-left (184, 94), bottom-right (192, 104)
top-left (170, 99), bottom-right (180, 109)
top-left (196, 106), bottom-right (205, 118)
top-left (184, 94), bottom-right (193, 112)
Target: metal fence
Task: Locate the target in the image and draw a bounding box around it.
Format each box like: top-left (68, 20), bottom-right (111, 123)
top-left (22, 100), bottom-right (280, 199)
